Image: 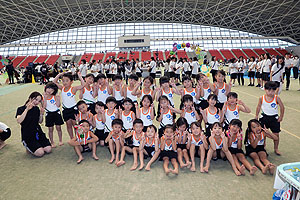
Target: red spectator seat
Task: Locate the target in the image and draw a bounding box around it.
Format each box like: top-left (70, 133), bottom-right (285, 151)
top-left (104, 52), bottom-right (116, 62)
top-left (253, 49), bottom-right (267, 56)
top-left (0, 56), bottom-right (15, 69)
top-left (34, 55), bottom-right (49, 64)
top-left (231, 49), bottom-right (248, 59)
top-left (177, 50), bottom-right (188, 60)
top-left (117, 52), bottom-right (128, 61)
top-left (220, 49), bottom-right (235, 60)
top-left (265, 48), bottom-right (281, 56)
top-left (46, 55), bottom-right (60, 65)
top-left (141, 51), bottom-right (151, 61)
top-left (12, 56), bottom-right (26, 68)
top-left (79, 53), bottom-right (93, 64)
top-left (128, 51), bottom-right (140, 61)
top-left (242, 49), bottom-right (258, 58)
top-left (208, 50), bottom-right (224, 60)
top-left (275, 48), bottom-right (288, 56)
top-left (153, 51), bottom-right (164, 60)
top-left (93, 53), bottom-right (104, 62)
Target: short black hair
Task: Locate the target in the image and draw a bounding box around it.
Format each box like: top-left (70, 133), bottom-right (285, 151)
top-left (95, 101), bottom-right (105, 107)
top-left (164, 124), bottom-right (175, 131)
top-left (216, 70), bottom-right (226, 77)
top-left (207, 94), bottom-right (218, 101)
top-left (62, 72), bottom-right (73, 81)
top-left (147, 125), bottom-right (157, 132)
top-left (190, 121), bottom-right (202, 130)
top-left (122, 97), bottom-right (134, 106)
top-left (230, 119), bottom-right (242, 129)
top-left (144, 76), bottom-right (154, 84)
top-left (227, 92), bottom-right (238, 99)
top-left (176, 117), bottom-right (188, 129)
top-left (159, 76), bottom-right (170, 85)
top-left (81, 59), bottom-right (87, 64)
top-left (44, 82), bottom-right (58, 95)
top-left (210, 122), bottom-right (223, 130)
top-left (79, 119), bottom-right (90, 126)
top-left (77, 100), bottom-right (87, 108)
top-left (182, 75), bottom-right (192, 82)
top-left (85, 73), bottom-right (94, 79)
top-left (182, 94), bottom-right (193, 103)
top-left (264, 81), bottom-right (277, 90)
top-left (129, 74), bottom-right (138, 81)
top-left (112, 119), bottom-right (123, 127)
top-left (141, 95), bottom-right (153, 107)
top-left (112, 74), bottom-right (122, 81)
top-left (133, 119), bottom-right (143, 126)
top-left (106, 96), bottom-right (117, 104)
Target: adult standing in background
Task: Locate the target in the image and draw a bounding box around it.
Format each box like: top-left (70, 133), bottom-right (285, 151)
top-left (210, 56), bottom-right (219, 82)
top-left (261, 53), bottom-right (272, 89)
top-left (149, 57), bottom-right (157, 85)
top-left (237, 56), bottom-right (245, 86)
top-left (90, 60), bottom-right (98, 77)
top-left (283, 53), bottom-right (293, 90)
top-left (79, 59), bottom-right (87, 78)
top-left (53, 62), bottom-right (59, 78)
top-left (292, 55), bottom-right (299, 80)
top-left (5, 60), bottom-right (15, 84)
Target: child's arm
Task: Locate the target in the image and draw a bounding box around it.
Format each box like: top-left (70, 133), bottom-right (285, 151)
top-left (196, 82), bottom-right (202, 100)
top-left (91, 116), bottom-right (96, 128)
top-left (172, 135), bottom-right (177, 151)
top-left (209, 135), bottom-right (216, 151)
top-left (237, 100), bottom-right (251, 113)
top-left (237, 131), bottom-right (243, 150)
top-left (209, 82), bottom-right (216, 93)
top-left (72, 72), bottom-right (85, 93)
top-left (139, 134), bottom-right (145, 152)
top-left (200, 108), bottom-right (207, 124)
top-left (170, 82), bottom-right (180, 95)
top-left (250, 133), bottom-right (260, 148)
top-left (79, 88), bottom-right (84, 100)
top-left (68, 137), bottom-right (81, 146)
top-left (88, 132), bottom-right (99, 143)
top-left (132, 81), bottom-right (142, 96)
top-left (150, 104), bottom-right (155, 120)
top-left (107, 83), bottom-right (113, 95)
top-left (262, 125), bottom-right (279, 141)
top-left (155, 87), bottom-right (162, 102)
top-left (55, 95), bottom-right (61, 107)
top-left (92, 83), bottom-right (98, 98)
top-left (132, 112), bottom-right (136, 121)
top-left (121, 84), bottom-right (126, 98)
top-left (221, 132), bottom-right (229, 152)
top-left (227, 134), bottom-right (233, 148)
top-left (53, 72), bottom-right (64, 90)
top-left (154, 134), bottom-right (160, 152)
top-left (182, 131), bottom-right (188, 144)
top-left (168, 105), bottom-right (182, 114)
top-left (105, 132), bottom-right (113, 143)
top-left (186, 133), bottom-right (192, 149)
top-left (160, 137), bottom-right (165, 151)
top-left (219, 108), bottom-right (224, 124)
top-left (192, 106), bottom-right (201, 121)
top-left (255, 97), bottom-right (263, 120)
top-left (157, 107), bottom-right (163, 122)
top-left (201, 133), bottom-right (208, 150)
top-left (135, 104), bottom-right (141, 119)
top-left (225, 83), bottom-right (232, 96)
top-left (276, 96), bottom-right (285, 122)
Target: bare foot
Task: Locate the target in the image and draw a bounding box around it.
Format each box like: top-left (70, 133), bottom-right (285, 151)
top-left (59, 142), bottom-right (64, 146)
top-left (190, 164), bottom-right (196, 172)
top-left (234, 169), bottom-right (242, 176)
top-left (179, 162), bottom-right (185, 168)
top-left (186, 161), bottom-right (192, 169)
top-left (51, 143), bottom-right (57, 148)
top-left (200, 167), bottom-right (204, 173)
top-left (145, 165), bottom-right (151, 171)
top-left (77, 157), bottom-right (84, 164)
top-left (0, 143), bottom-right (7, 150)
top-left (250, 166), bottom-right (258, 175)
top-left (130, 163), bottom-right (138, 171)
top-left (138, 164), bottom-right (144, 171)
top-left (274, 149), bottom-right (281, 156)
top-left (92, 154), bottom-right (99, 160)
top-left (109, 156), bottom-right (115, 164)
top-left (269, 163), bottom-right (276, 175)
top-left (165, 169), bottom-right (171, 176)
top-left (116, 161), bottom-right (126, 167)
top-left (240, 165), bottom-right (246, 176)
top-left (171, 168), bottom-right (179, 175)
top-left (114, 159), bottom-right (119, 165)
top-left (262, 165), bottom-right (269, 174)
top-left (203, 166), bottom-right (209, 173)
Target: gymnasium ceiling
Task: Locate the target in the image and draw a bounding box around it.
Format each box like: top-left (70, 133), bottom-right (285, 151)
top-left (0, 0), bottom-right (300, 45)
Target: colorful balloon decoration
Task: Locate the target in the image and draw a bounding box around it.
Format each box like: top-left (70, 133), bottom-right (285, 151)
top-left (170, 51), bottom-right (175, 55)
top-left (173, 43), bottom-right (177, 47)
top-left (172, 46), bottom-right (177, 52)
top-left (177, 44), bottom-right (182, 49)
top-left (186, 43), bottom-right (190, 48)
top-left (181, 43), bottom-right (186, 48)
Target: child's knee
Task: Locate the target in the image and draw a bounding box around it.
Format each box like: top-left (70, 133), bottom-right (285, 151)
top-left (44, 146), bottom-right (52, 153)
top-left (34, 148), bottom-right (45, 157)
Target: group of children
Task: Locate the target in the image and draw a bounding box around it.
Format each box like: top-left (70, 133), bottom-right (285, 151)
top-left (37, 68), bottom-right (284, 176)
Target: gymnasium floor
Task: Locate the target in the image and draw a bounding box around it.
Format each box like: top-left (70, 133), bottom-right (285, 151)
top-left (0, 77), bottom-right (300, 200)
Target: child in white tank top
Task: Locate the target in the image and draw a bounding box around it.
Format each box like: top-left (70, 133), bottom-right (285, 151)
top-left (135, 95), bottom-right (155, 132)
top-left (213, 70), bottom-right (231, 110)
top-left (95, 73), bottom-right (112, 104)
top-left (180, 94), bottom-right (201, 126)
top-left (123, 74), bottom-right (139, 103)
top-left (79, 74), bottom-right (97, 114)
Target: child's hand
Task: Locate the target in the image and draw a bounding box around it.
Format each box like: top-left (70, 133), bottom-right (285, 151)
top-left (237, 100), bottom-right (244, 105)
top-left (191, 105), bottom-right (196, 112)
top-left (115, 109), bottom-right (120, 116)
top-left (262, 125), bottom-right (271, 135)
top-left (229, 80), bottom-right (233, 88)
top-left (75, 114), bottom-right (80, 122)
top-left (187, 133), bottom-right (192, 141)
top-left (141, 135), bottom-right (145, 141)
top-left (155, 134), bottom-right (159, 142)
top-left (183, 130), bottom-right (189, 136)
top-left (221, 131), bottom-right (226, 139)
top-left (200, 132), bottom-right (206, 141)
top-left (277, 116), bottom-right (283, 122)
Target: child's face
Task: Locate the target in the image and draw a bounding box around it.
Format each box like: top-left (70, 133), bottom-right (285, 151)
top-left (142, 97), bottom-right (150, 108)
top-left (143, 79), bottom-right (152, 88)
top-left (160, 99), bottom-right (169, 108)
top-left (106, 102), bottom-right (116, 110)
top-left (85, 76), bottom-right (94, 85)
top-left (178, 124), bottom-right (187, 132)
top-left (114, 79), bottom-right (122, 86)
top-left (146, 127), bottom-right (156, 138)
top-left (123, 101), bottom-right (132, 111)
top-left (112, 124), bottom-right (122, 133)
top-left (62, 77), bottom-right (72, 87)
top-left (95, 105), bottom-right (105, 114)
top-left (191, 124), bottom-right (201, 135)
top-left (31, 96), bottom-right (42, 106)
top-left (227, 96), bottom-right (237, 105)
top-left (161, 82), bottom-right (169, 88)
top-left (208, 97), bottom-right (216, 106)
top-left (129, 79), bottom-right (136, 86)
top-left (134, 123), bottom-right (143, 133)
top-left (184, 100), bottom-right (193, 108)
top-left (81, 122), bottom-right (90, 132)
top-left (216, 74), bottom-right (224, 83)
top-left (265, 89), bottom-right (275, 97)
top-left (164, 128), bottom-right (174, 139)
top-left (45, 88), bottom-right (54, 95)
top-left (250, 122), bottom-right (262, 134)
top-left (78, 104), bottom-right (88, 113)
top-left (98, 78), bottom-right (106, 85)
top-left (229, 124), bottom-right (240, 134)
top-left (211, 125), bottom-right (222, 136)
top-left (183, 80), bottom-right (192, 88)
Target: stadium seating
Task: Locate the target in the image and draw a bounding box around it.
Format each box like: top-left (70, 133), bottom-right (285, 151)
top-left (79, 53), bottom-right (93, 63)
top-left (208, 50), bottom-right (224, 60)
top-left (45, 55), bottom-right (60, 65)
top-left (165, 51), bottom-right (170, 59)
top-left (153, 51), bottom-right (164, 60)
top-left (141, 51), bottom-right (151, 61)
top-left (117, 52), bottom-right (128, 61)
top-left (12, 56), bottom-right (26, 68)
top-left (265, 48), bottom-right (281, 56)
top-left (34, 55), bottom-right (49, 64)
top-left (19, 56), bottom-right (37, 68)
top-left (242, 49), bottom-right (258, 58)
top-left (128, 51), bottom-right (140, 61)
top-left (231, 49), bottom-right (248, 59)
top-left (253, 49), bottom-right (267, 56)
top-left (104, 52), bottom-right (116, 62)
top-left (220, 49), bottom-right (235, 60)
top-left (177, 50), bottom-right (188, 59)
top-left (92, 53), bottom-right (104, 62)
top-left (275, 48), bottom-right (288, 56)
top-left (0, 56), bottom-right (15, 69)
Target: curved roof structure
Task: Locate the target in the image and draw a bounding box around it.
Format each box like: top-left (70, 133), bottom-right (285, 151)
top-left (1, 0), bottom-right (300, 45)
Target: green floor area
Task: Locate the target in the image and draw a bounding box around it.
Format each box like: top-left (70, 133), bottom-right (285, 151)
top-left (0, 77), bottom-right (300, 199)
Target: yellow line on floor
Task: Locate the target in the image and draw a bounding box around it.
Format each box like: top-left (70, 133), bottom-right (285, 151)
top-left (236, 89), bottom-right (300, 113)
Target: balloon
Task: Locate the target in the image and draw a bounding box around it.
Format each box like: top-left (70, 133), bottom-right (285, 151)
top-left (170, 51), bottom-right (175, 55)
top-left (191, 45), bottom-right (196, 50)
top-left (177, 44), bottom-right (182, 49)
top-left (0, 55), bottom-right (2, 60)
top-left (186, 43), bottom-right (190, 48)
top-left (173, 43), bottom-right (177, 47)
top-left (181, 43), bottom-right (186, 48)
top-left (195, 50), bottom-right (200, 55)
top-left (172, 46), bottom-right (177, 52)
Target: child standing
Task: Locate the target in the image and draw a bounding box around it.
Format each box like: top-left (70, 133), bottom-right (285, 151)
top-left (227, 119), bottom-right (258, 175)
top-left (139, 125), bottom-right (161, 171)
top-left (95, 73), bottom-right (112, 104)
top-left (180, 76), bottom-right (201, 105)
top-left (120, 98), bottom-right (136, 131)
top-left (156, 76), bottom-right (180, 107)
top-left (203, 122), bottom-right (241, 176)
top-left (112, 74), bottom-right (124, 109)
top-left (133, 76), bottom-right (155, 100)
top-left (160, 125), bottom-right (179, 175)
top-left (79, 73), bottom-right (97, 114)
top-left (92, 102), bottom-right (106, 146)
top-left (214, 70), bottom-right (231, 109)
top-left (53, 72), bottom-right (85, 138)
top-left (197, 73), bottom-right (215, 110)
top-left (180, 94), bottom-right (201, 126)
top-left (187, 121), bottom-right (208, 172)
top-left (255, 81), bottom-right (284, 155)
top-left (135, 95), bottom-right (155, 132)
top-left (75, 101), bottom-right (94, 126)
top-left (123, 74), bottom-right (139, 104)
top-left (43, 82), bottom-right (64, 147)
top-left (102, 97), bottom-right (119, 136)
top-left (244, 119), bottom-right (277, 174)
top-left (68, 120), bottom-right (99, 164)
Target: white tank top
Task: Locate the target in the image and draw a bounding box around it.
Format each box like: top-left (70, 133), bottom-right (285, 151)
top-left (140, 108), bottom-right (153, 126)
top-left (230, 135), bottom-right (238, 148)
top-left (248, 132), bottom-right (265, 146)
top-left (45, 96), bottom-right (59, 112)
top-left (225, 105), bottom-right (239, 124)
top-left (206, 107), bottom-right (220, 124)
top-left (216, 83), bottom-right (227, 103)
top-left (82, 86), bottom-right (95, 104)
top-left (132, 131), bottom-right (143, 146)
top-left (114, 87), bottom-right (123, 101)
top-left (141, 88), bottom-right (153, 99)
top-left (202, 85), bottom-right (212, 100)
top-left (214, 138), bottom-right (223, 150)
top-left (97, 86), bottom-right (110, 103)
top-left (78, 112), bottom-right (93, 121)
top-left (191, 134), bottom-right (203, 146)
top-left (162, 88), bottom-right (174, 106)
top-left (184, 110), bottom-right (197, 125)
top-left (176, 131), bottom-right (186, 144)
top-left (184, 88), bottom-right (199, 103)
top-left (145, 137), bottom-right (155, 148)
top-left (122, 111), bottom-right (134, 130)
top-left (164, 139), bottom-right (174, 151)
top-left (261, 95), bottom-right (278, 116)
top-left (104, 109), bottom-right (116, 132)
top-left (94, 114), bottom-right (105, 130)
top-left (159, 109), bottom-right (173, 128)
top-left (126, 87), bottom-right (137, 102)
top-left (61, 87), bottom-right (77, 109)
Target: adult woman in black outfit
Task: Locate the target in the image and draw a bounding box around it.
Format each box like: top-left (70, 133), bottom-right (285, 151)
top-left (16, 92), bottom-right (52, 157)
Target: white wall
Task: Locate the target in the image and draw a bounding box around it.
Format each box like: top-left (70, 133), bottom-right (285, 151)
top-left (286, 45), bottom-right (300, 56)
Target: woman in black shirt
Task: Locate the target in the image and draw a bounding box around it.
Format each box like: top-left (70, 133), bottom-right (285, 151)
top-left (16, 92), bottom-right (52, 157)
